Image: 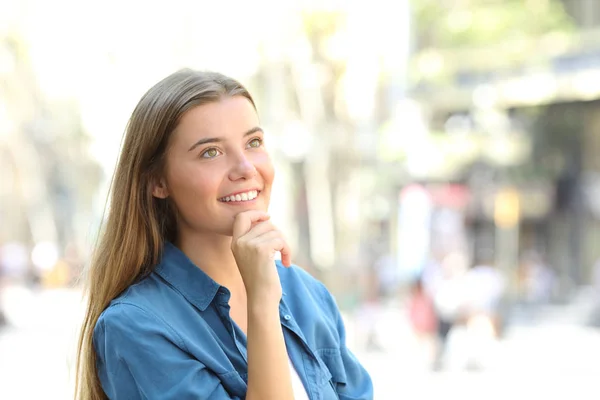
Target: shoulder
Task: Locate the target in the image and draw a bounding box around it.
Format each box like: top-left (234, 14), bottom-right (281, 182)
top-left (100, 272), bottom-right (184, 323)
top-left (276, 261), bottom-right (316, 282)
top-left (276, 261), bottom-right (339, 313)
top-left (96, 300), bottom-right (160, 328)
top-left (95, 300), bottom-right (182, 340)
top-left (276, 261), bottom-right (327, 293)
top-left (94, 282), bottom-right (187, 352)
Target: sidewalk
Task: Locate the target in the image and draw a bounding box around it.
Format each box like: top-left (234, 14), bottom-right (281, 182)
top-left (344, 292), bottom-right (600, 399)
top-left (1, 284), bottom-right (599, 400)
top-left (0, 285), bottom-right (83, 400)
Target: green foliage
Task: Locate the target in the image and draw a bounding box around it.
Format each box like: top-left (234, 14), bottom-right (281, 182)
top-left (411, 0), bottom-right (575, 49)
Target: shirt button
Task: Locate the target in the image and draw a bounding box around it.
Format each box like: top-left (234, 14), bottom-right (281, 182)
top-left (283, 314), bottom-right (292, 321)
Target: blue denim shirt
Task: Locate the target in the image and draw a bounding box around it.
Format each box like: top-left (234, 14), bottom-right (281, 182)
top-left (94, 242), bottom-right (374, 399)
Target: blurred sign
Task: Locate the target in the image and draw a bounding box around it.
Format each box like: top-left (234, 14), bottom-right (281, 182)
top-left (480, 184), bottom-right (551, 222)
top-left (426, 183), bottom-right (470, 210)
top-left (494, 188), bottom-right (520, 228)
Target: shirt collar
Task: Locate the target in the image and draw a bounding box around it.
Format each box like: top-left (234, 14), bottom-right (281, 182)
top-left (154, 242), bottom-right (220, 311)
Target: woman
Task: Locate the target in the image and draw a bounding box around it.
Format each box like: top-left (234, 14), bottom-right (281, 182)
top-left (75, 69), bottom-right (373, 400)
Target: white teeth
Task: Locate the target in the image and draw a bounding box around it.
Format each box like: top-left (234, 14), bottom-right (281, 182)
top-left (220, 190), bottom-right (259, 202)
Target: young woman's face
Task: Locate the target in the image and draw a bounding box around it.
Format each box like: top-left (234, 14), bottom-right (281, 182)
top-left (153, 96), bottom-right (274, 237)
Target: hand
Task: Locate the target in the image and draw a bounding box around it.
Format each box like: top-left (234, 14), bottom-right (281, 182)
top-left (231, 210), bottom-right (292, 306)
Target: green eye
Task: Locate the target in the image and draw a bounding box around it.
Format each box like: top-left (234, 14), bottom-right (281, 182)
top-left (202, 148), bottom-right (220, 158)
top-left (248, 138), bottom-right (262, 148)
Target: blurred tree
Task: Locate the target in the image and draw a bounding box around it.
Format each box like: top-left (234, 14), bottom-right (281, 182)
top-left (411, 0), bottom-right (574, 50)
top-left (294, 9), bottom-right (404, 304)
top-left (0, 31), bottom-right (102, 273)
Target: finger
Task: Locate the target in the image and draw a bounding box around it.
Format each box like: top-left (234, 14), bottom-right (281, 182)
top-left (243, 220), bottom-right (279, 240)
top-left (250, 230), bottom-right (283, 244)
top-left (232, 210), bottom-right (270, 239)
top-left (253, 232), bottom-right (292, 267)
top-left (280, 241), bottom-right (292, 267)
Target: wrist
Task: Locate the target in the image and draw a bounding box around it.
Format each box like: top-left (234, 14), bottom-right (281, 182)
top-left (246, 287), bottom-right (281, 307)
top-left (247, 297), bottom-right (280, 319)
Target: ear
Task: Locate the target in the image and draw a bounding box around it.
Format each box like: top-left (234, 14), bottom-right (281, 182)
top-left (151, 177), bottom-right (169, 199)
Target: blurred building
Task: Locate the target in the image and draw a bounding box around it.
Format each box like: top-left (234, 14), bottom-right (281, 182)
top-left (7, 0), bottom-right (600, 307)
top-left (393, 0), bottom-right (600, 298)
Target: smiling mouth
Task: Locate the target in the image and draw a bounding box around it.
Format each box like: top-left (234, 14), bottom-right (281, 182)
top-left (218, 190), bottom-right (259, 203)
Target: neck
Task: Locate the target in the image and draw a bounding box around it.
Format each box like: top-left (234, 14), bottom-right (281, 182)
top-left (175, 231), bottom-right (245, 294)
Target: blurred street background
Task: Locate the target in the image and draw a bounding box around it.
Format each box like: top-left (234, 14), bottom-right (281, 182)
top-left (2, 0), bottom-right (600, 399)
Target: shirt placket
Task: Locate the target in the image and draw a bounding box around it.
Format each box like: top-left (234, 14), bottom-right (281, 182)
top-left (279, 301), bottom-right (332, 400)
top-left (215, 287), bottom-right (248, 363)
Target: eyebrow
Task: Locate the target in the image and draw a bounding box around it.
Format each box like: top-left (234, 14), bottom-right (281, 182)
top-left (187, 127), bottom-right (264, 152)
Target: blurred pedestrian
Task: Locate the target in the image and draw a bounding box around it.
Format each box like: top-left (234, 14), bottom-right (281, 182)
top-left (75, 70), bottom-right (373, 399)
top-left (461, 251), bottom-right (506, 369)
top-left (407, 276), bottom-right (437, 368)
top-left (0, 252), bottom-right (5, 328)
top-left (520, 250), bottom-right (556, 307)
top-left (590, 258), bottom-right (600, 327)
top-left (424, 250), bottom-right (469, 370)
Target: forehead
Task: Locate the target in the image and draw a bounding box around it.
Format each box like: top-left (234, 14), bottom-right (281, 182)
top-left (174, 96), bottom-right (258, 140)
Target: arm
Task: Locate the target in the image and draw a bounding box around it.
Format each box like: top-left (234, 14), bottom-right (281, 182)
top-left (318, 282), bottom-right (374, 400)
top-left (245, 301), bottom-right (293, 400)
top-left (94, 304), bottom-right (242, 400)
top-left (232, 210), bottom-right (295, 400)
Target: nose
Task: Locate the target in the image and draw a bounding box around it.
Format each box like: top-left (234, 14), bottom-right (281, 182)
top-left (228, 153), bottom-right (257, 181)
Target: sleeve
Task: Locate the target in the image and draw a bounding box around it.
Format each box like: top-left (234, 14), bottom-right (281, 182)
top-left (317, 282), bottom-right (375, 400)
top-left (93, 303), bottom-right (242, 400)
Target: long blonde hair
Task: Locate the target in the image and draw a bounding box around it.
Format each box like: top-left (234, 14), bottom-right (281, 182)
top-left (75, 69), bottom-right (255, 399)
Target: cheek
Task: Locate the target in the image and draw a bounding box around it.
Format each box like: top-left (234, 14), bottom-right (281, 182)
top-left (256, 153), bottom-right (275, 182)
top-left (166, 164), bottom-right (217, 205)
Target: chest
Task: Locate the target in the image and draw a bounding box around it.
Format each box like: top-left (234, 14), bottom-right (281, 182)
top-left (183, 305), bottom-right (344, 399)
top-left (157, 288), bottom-right (347, 399)
top-left (228, 301), bottom-right (248, 336)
